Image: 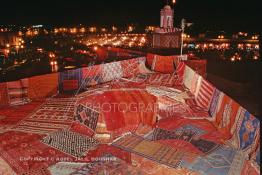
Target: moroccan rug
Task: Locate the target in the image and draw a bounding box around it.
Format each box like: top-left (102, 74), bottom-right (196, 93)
top-left (151, 55), bottom-right (176, 74)
top-left (0, 115), bottom-right (5, 120)
top-left (183, 66), bottom-right (195, 90)
top-left (151, 125), bottom-right (220, 155)
top-left (194, 78), bottom-right (215, 110)
top-left (74, 104), bottom-right (99, 131)
top-left (81, 64), bottom-right (103, 89)
top-left (0, 82), bottom-right (9, 106)
top-left (48, 162), bottom-right (88, 175)
top-left (0, 101), bottom-right (44, 126)
top-left (112, 133), bottom-right (185, 169)
top-left (209, 88), bottom-right (223, 119)
top-left (181, 146), bottom-right (247, 175)
top-left (227, 107), bottom-right (260, 156)
top-left (6, 79), bottom-right (31, 106)
top-left (240, 160), bottom-right (260, 175)
top-left (146, 86), bottom-right (189, 104)
top-left (77, 89), bottom-right (157, 131)
top-left (101, 61), bottom-right (123, 83)
top-left (21, 167), bottom-right (51, 175)
top-left (0, 131), bottom-right (73, 174)
top-left (152, 124), bottom-right (206, 141)
top-left (28, 73), bottom-right (58, 100)
top-left (144, 73), bottom-right (184, 87)
top-left (0, 125), bottom-right (15, 134)
top-left (120, 58), bottom-right (140, 78)
top-left (214, 95), bottom-right (241, 138)
top-left (41, 129), bottom-right (99, 158)
top-left (190, 138), bottom-right (220, 155)
top-left (59, 69), bottom-right (82, 92)
top-left (69, 154), bottom-right (143, 175)
top-left (128, 73), bottom-right (151, 84)
top-left (12, 98), bottom-right (77, 134)
top-left (131, 153), bottom-right (200, 175)
top-left (0, 157), bottom-right (16, 175)
top-left (157, 101), bottom-right (195, 119)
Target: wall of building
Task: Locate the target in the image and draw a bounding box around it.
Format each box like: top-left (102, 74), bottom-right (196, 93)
top-left (153, 32), bottom-right (181, 48)
top-left (0, 32), bottom-right (21, 47)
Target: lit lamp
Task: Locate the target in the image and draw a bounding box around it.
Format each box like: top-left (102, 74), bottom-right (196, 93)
top-left (180, 19), bottom-right (193, 55)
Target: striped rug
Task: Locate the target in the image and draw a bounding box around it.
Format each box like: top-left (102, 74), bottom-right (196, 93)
top-left (195, 78), bottom-right (215, 110)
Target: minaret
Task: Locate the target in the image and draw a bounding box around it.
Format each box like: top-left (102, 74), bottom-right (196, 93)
top-left (153, 3), bottom-right (180, 48)
top-left (160, 5), bottom-right (174, 28)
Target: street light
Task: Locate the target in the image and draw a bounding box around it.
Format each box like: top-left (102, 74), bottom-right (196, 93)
top-left (180, 19), bottom-right (193, 55)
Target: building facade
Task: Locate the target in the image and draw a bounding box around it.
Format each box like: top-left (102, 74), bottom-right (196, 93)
top-left (0, 32), bottom-right (21, 47)
top-left (152, 5), bottom-right (181, 49)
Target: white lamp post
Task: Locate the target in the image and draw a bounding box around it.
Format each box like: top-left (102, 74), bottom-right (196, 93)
top-left (180, 19), bottom-right (186, 55)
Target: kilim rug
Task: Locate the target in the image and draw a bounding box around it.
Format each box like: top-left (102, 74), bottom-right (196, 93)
top-left (240, 160), bottom-right (260, 175)
top-left (227, 107), bottom-right (260, 157)
top-left (131, 153), bottom-right (200, 175)
top-left (12, 98), bottom-right (77, 134)
top-left (152, 125), bottom-right (207, 141)
top-left (0, 82), bottom-right (9, 106)
top-left (190, 138), bottom-right (220, 155)
top-left (152, 126), bottom-right (219, 155)
top-left (77, 89), bottom-right (157, 131)
top-left (0, 115), bottom-right (5, 120)
top-left (120, 58), bottom-right (140, 78)
top-left (48, 162), bottom-right (88, 175)
top-left (69, 154), bottom-right (144, 175)
top-left (41, 129), bottom-right (99, 158)
top-left (180, 146), bottom-right (246, 175)
top-left (0, 157), bottom-right (16, 175)
top-left (0, 125), bottom-right (15, 134)
top-left (101, 61), bottom-right (123, 83)
top-left (28, 73), bottom-right (58, 100)
top-left (112, 133), bottom-right (185, 169)
top-left (146, 86), bottom-right (189, 104)
top-left (21, 167), bottom-right (51, 175)
top-left (6, 79), bottom-right (31, 106)
top-left (74, 104), bottom-right (99, 131)
top-left (0, 131), bottom-right (73, 174)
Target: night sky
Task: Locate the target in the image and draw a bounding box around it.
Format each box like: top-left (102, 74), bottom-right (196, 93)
top-left (0, 0), bottom-right (261, 32)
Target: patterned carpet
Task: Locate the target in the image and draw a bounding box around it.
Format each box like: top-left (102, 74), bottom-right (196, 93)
top-left (68, 154), bottom-right (144, 175)
top-left (12, 98), bottom-right (77, 134)
top-left (0, 58), bottom-right (260, 174)
top-left (112, 133), bottom-right (186, 169)
top-left (41, 130), bottom-right (99, 158)
top-left (0, 115), bottom-right (5, 120)
top-left (0, 125), bottom-right (15, 134)
top-left (151, 125), bottom-right (220, 155)
top-left (0, 131), bottom-right (73, 174)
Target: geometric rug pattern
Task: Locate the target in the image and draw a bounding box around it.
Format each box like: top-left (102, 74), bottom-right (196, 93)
top-left (48, 162), bottom-right (88, 175)
top-left (69, 154), bottom-right (144, 175)
top-left (12, 98), bottom-right (77, 134)
top-left (112, 133), bottom-right (185, 169)
top-left (41, 130), bottom-right (99, 158)
top-left (151, 125), bottom-right (220, 155)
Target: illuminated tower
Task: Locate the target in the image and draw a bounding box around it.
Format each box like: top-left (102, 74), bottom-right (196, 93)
top-left (160, 5), bottom-right (174, 28)
top-left (152, 4), bottom-right (181, 48)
